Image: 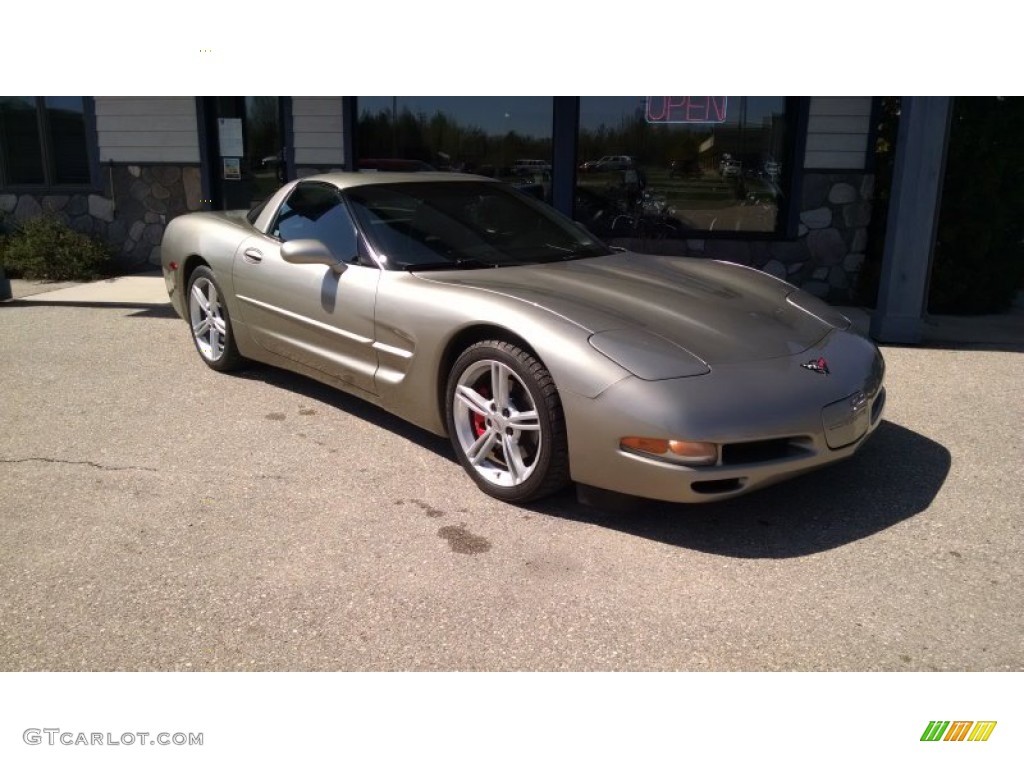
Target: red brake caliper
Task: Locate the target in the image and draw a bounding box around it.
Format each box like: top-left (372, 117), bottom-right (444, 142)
top-left (472, 385), bottom-right (491, 437)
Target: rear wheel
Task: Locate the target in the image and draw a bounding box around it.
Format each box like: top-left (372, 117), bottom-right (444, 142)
top-left (187, 266), bottom-right (243, 372)
top-left (446, 340), bottom-right (570, 503)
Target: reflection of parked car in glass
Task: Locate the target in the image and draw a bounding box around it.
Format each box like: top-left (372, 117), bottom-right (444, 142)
top-left (596, 155), bottom-right (633, 171)
top-left (581, 155), bottom-right (634, 172)
top-left (512, 159), bottom-right (551, 176)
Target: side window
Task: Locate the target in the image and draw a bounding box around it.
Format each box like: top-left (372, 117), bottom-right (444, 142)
top-left (271, 183), bottom-right (360, 261)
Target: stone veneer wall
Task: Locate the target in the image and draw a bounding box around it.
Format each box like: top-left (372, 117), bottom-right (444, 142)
top-left (611, 171), bottom-right (875, 303)
top-left (689, 172), bottom-right (875, 303)
top-left (0, 164), bottom-right (203, 272)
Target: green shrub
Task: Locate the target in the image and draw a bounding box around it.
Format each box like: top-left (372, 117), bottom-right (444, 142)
top-left (0, 215), bottom-right (113, 281)
top-left (0, 212), bottom-right (10, 263)
top-left (0, 211), bottom-right (11, 260)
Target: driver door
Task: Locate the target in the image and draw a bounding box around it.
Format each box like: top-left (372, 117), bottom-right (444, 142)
top-left (232, 182), bottom-right (380, 394)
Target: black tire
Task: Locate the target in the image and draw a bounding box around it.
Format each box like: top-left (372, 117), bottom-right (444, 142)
top-left (446, 340), bottom-right (570, 503)
top-left (186, 266), bottom-right (244, 372)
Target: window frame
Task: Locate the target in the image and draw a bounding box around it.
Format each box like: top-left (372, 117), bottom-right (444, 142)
top-left (351, 96), bottom-right (808, 242)
top-left (269, 180), bottom-right (370, 266)
top-left (0, 96), bottom-right (99, 192)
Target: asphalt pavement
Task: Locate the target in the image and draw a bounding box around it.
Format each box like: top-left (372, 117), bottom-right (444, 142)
top-left (0, 275), bottom-right (1021, 670)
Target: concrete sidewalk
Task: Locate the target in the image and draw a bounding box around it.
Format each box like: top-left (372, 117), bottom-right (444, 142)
top-left (2, 271), bottom-right (169, 305)
top-left (2, 271), bottom-right (1021, 347)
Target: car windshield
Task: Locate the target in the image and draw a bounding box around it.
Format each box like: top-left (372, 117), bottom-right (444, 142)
top-left (343, 181), bottom-right (612, 270)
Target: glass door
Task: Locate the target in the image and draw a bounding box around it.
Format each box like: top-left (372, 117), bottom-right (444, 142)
top-left (205, 97), bottom-right (284, 210)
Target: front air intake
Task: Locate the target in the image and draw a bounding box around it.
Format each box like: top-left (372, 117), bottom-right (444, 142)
top-left (691, 478), bottom-right (744, 495)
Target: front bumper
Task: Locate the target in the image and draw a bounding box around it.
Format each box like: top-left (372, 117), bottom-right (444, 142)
top-left (562, 329), bottom-right (886, 504)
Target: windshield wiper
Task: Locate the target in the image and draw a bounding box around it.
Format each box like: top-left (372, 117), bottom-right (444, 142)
top-left (404, 257), bottom-right (498, 271)
top-left (529, 243), bottom-right (607, 263)
top-left (556, 250), bottom-right (602, 262)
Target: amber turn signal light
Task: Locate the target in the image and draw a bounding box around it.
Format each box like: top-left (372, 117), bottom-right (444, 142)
top-left (619, 437), bottom-right (717, 465)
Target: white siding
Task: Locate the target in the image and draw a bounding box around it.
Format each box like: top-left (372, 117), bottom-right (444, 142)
top-left (803, 97), bottom-right (873, 170)
top-left (293, 97), bottom-right (344, 166)
top-left (95, 97), bottom-right (200, 163)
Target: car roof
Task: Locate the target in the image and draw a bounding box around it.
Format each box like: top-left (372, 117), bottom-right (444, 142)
top-left (303, 171), bottom-right (497, 190)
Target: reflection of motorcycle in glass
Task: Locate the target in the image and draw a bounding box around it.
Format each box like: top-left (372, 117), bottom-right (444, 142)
top-left (573, 187), bottom-right (620, 238)
top-left (611, 191), bottom-right (680, 242)
top-left (575, 185), bottom-right (681, 244)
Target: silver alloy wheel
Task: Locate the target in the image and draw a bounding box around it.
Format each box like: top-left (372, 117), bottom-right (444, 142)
top-left (189, 276), bottom-right (228, 362)
top-left (452, 359), bottom-right (543, 488)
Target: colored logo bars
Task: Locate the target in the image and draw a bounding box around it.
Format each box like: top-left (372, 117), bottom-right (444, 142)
top-left (921, 721), bottom-right (997, 742)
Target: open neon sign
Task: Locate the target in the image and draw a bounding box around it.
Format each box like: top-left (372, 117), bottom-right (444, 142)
top-left (646, 97), bottom-right (728, 124)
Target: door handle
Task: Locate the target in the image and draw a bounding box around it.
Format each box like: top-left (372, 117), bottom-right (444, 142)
top-left (243, 248), bottom-right (263, 264)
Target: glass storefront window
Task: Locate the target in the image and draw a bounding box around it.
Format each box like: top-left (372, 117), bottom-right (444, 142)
top-left (576, 97), bottom-right (791, 248)
top-left (44, 97), bottom-right (90, 184)
top-left (1, 97), bottom-right (46, 184)
top-left (356, 97), bottom-right (554, 201)
top-left (0, 96), bottom-right (92, 187)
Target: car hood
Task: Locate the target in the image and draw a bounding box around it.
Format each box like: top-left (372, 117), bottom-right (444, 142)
top-left (415, 252), bottom-right (835, 367)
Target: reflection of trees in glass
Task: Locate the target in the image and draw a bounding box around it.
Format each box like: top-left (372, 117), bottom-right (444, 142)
top-left (357, 108), bottom-right (551, 173)
top-left (579, 117), bottom-right (708, 167)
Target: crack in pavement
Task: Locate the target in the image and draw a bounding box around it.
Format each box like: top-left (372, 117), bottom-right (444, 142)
top-left (0, 457), bottom-right (159, 473)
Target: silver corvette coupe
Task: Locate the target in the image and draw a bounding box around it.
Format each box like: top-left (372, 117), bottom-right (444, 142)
top-left (161, 173), bottom-right (885, 505)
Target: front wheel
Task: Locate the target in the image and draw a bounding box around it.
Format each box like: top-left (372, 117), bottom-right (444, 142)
top-left (187, 266), bottom-right (243, 372)
top-left (446, 340), bottom-right (570, 503)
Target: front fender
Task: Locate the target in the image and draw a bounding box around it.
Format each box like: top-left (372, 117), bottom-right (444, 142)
top-left (371, 272), bottom-right (632, 434)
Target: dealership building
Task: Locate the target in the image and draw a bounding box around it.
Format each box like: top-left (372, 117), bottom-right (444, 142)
top-left (0, 96), bottom-right (949, 341)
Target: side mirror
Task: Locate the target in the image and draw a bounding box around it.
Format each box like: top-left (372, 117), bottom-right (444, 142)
top-left (280, 239), bottom-right (348, 273)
